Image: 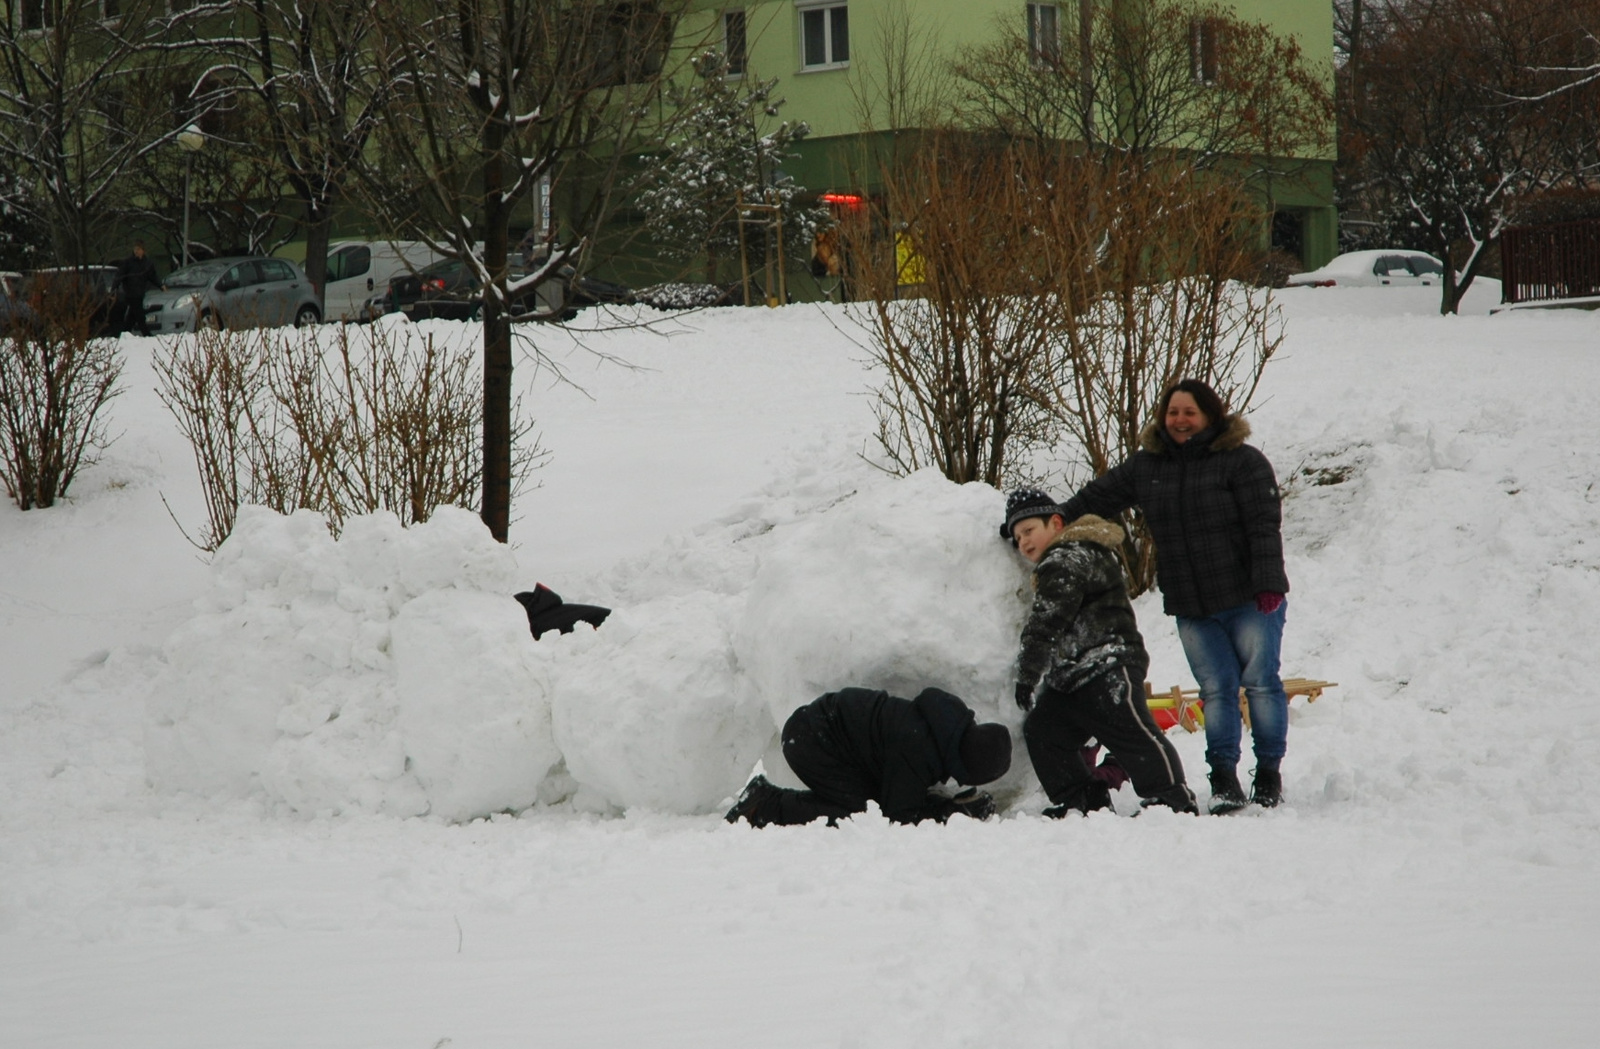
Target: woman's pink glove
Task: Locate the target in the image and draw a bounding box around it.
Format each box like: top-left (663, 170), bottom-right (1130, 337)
top-left (1256, 591), bottom-right (1284, 615)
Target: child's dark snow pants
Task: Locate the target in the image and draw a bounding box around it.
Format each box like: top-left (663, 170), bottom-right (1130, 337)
top-left (1025, 662), bottom-right (1188, 809)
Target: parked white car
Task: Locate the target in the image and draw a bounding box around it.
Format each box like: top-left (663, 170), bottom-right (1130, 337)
top-left (322, 240), bottom-right (445, 321)
top-left (1286, 249), bottom-right (1447, 288)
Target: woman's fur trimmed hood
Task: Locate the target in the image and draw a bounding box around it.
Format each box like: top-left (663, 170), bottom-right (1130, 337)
top-left (1138, 413), bottom-right (1251, 454)
top-left (1046, 513), bottom-right (1125, 553)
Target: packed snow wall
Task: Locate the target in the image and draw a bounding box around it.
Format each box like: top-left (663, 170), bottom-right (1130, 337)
top-left (143, 470), bottom-right (1033, 819)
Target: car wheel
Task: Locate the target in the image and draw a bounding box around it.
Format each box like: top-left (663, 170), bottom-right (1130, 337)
top-left (199, 310), bottom-right (222, 331)
top-left (294, 304), bottom-right (321, 328)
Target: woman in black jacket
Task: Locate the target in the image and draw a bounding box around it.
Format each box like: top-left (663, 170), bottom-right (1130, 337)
top-left (1058, 379), bottom-right (1290, 813)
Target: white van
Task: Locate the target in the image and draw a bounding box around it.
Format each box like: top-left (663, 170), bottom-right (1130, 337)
top-left (322, 240), bottom-right (445, 321)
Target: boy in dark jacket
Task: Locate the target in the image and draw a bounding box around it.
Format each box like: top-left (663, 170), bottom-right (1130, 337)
top-left (1002, 489), bottom-right (1196, 816)
top-left (724, 686), bottom-right (1012, 827)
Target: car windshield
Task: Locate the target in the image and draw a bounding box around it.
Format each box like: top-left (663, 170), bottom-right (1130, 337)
top-left (419, 259), bottom-right (465, 279)
top-left (164, 261), bottom-right (232, 288)
top-left (1407, 256), bottom-right (1443, 276)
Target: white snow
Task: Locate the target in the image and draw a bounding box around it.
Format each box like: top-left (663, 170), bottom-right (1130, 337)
top-left (3, 282), bottom-right (1600, 1047)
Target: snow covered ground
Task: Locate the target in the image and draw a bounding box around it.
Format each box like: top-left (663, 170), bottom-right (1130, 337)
top-left (3, 281), bottom-right (1599, 1047)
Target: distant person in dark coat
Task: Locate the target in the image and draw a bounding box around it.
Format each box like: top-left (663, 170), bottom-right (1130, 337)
top-left (1057, 379), bottom-right (1291, 813)
top-left (724, 687), bottom-right (1012, 827)
top-left (1002, 490), bottom-right (1196, 817)
top-left (114, 241), bottom-right (159, 336)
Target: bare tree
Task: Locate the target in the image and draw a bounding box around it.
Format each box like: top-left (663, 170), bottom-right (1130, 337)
top-left (357, 0), bottom-right (680, 541)
top-left (1348, 0), bottom-right (1600, 312)
top-left (948, 0), bottom-right (1332, 193)
top-left (0, 0), bottom-right (211, 265)
top-left (222, 0), bottom-right (393, 292)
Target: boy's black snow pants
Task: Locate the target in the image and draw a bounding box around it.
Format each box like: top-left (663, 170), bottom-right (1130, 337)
top-left (1025, 662), bottom-right (1189, 808)
top-left (741, 704), bottom-right (874, 827)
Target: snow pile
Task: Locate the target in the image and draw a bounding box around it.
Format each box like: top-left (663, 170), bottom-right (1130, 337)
top-left (392, 589), bottom-right (560, 822)
top-left (143, 505), bottom-right (550, 818)
top-left (144, 467), bottom-right (1038, 818)
top-left (733, 468), bottom-right (1028, 730)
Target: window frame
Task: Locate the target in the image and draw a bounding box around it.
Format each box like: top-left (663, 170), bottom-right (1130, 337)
top-left (1189, 16), bottom-right (1221, 85)
top-left (797, 0), bottom-right (849, 72)
top-left (1027, 3), bottom-right (1061, 69)
top-left (723, 8), bottom-right (747, 76)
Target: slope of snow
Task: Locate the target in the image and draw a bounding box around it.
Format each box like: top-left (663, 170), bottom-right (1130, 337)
top-left (3, 283), bottom-right (1599, 1047)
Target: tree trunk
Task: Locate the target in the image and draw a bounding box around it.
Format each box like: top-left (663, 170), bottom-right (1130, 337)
top-left (302, 205), bottom-right (333, 297)
top-left (480, 118), bottom-right (513, 543)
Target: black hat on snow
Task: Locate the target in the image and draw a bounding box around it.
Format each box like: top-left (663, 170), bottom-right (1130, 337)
top-left (958, 722), bottom-right (1013, 785)
top-left (1000, 488), bottom-right (1062, 540)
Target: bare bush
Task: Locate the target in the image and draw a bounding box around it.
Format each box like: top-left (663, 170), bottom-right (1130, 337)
top-left (845, 140), bottom-right (1279, 595)
top-left (156, 322), bottom-right (543, 550)
top-left (1035, 157), bottom-right (1281, 593)
top-left (838, 139), bottom-right (1059, 487)
top-left (0, 284), bottom-right (123, 510)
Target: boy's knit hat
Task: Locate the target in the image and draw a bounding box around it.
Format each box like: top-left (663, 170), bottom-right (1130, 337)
top-left (959, 722), bottom-right (1013, 785)
top-left (1000, 488), bottom-right (1062, 539)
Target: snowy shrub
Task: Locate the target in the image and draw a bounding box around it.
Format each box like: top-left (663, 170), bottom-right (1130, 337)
top-left (634, 50), bottom-right (827, 290)
top-left (0, 289), bottom-right (122, 510)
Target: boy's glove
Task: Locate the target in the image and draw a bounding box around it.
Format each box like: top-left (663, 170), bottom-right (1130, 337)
top-left (1255, 591), bottom-right (1284, 615)
top-left (1015, 682), bottom-right (1035, 712)
top-left (951, 787), bottom-right (997, 821)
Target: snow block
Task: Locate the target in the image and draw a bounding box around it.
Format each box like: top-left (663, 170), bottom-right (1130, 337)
top-left (392, 589), bottom-right (561, 821)
top-left (733, 468), bottom-right (1029, 734)
top-left (144, 505), bottom-right (530, 817)
top-left (548, 593), bottom-right (772, 814)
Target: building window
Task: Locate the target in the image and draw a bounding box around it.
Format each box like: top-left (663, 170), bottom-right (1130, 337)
top-left (20, 0), bottom-right (54, 30)
top-left (1190, 16), bottom-right (1221, 84)
top-left (800, 2), bottom-right (848, 69)
top-left (724, 9), bottom-right (747, 75)
top-left (594, 2), bottom-right (672, 86)
top-left (1027, 3), bottom-right (1060, 67)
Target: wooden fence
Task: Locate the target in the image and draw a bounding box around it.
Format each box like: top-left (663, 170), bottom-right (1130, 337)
top-left (1500, 218), bottom-right (1600, 304)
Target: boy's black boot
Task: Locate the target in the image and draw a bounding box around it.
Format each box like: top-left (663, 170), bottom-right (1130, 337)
top-left (1042, 780), bottom-right (1113, 818)
top-left (1207, 766), bottom-right (1248, 815)
top-left (1137, 783), bottom-right (1199, 815)
top-left (1251, 766), bottom-right (1283, 808)
top-left (724, 775), bottom-right (780, 827)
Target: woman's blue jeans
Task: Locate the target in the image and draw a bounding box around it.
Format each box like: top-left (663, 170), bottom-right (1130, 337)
top-left (1176, 599), bottom-right (1288, 772)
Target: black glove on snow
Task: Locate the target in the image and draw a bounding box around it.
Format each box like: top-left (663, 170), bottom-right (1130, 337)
top-left (951, 787), bottom-right (997, 821)
top-left (1015, 682), bottom-right (1035, 712)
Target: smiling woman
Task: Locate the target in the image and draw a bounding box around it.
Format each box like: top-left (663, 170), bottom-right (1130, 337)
top-left (1059, 377), bottom-right (1291, 813)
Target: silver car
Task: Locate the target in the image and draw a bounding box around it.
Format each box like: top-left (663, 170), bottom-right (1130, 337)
top-left (143, 256), bottom-right (323, 332)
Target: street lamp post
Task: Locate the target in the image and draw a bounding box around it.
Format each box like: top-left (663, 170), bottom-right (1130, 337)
top-left (177, 124), bottom-right (204, 266)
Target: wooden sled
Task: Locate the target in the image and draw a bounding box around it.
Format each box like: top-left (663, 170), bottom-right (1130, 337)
top-left (1144, 678), bottom-right (1336, 733)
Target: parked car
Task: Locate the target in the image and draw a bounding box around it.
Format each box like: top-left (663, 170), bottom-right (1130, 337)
top-left (143, 256), bottom-right (322, 332)
top-left (321, 240), bottom-right (445, 321)
top-left (378, 257), bottom-right (633, 322)
top-left (1286, 250), bottom-right (1447, 288)
top-left (0, 266), bottom-right (120, 337)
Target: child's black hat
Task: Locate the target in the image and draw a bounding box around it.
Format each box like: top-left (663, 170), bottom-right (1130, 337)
top-left (1000, 488), bottom-right (1062, 539)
